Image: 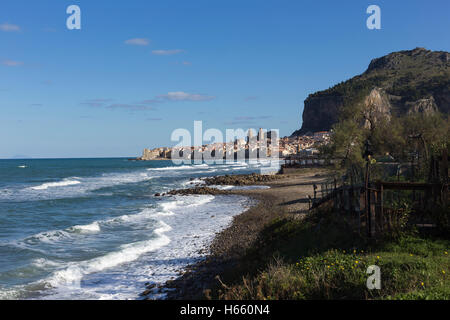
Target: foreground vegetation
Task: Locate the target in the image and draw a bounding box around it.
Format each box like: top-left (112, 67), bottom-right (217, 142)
top-left (214, 205), bottom-right (449, 300)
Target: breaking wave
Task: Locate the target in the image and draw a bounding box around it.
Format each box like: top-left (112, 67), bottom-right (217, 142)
top-left (31, 179), bottom-right (81, 190)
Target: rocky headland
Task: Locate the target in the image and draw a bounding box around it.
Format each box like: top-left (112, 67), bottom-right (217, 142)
top-left (293, 48), bottom-right (450, 135)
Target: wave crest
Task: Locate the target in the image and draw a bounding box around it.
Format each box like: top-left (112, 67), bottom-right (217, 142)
top-left (31, 179), bottom-right (81, 190)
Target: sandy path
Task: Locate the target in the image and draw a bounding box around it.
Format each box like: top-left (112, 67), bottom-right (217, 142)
top-left (237, 169), bottom-right (331, 215)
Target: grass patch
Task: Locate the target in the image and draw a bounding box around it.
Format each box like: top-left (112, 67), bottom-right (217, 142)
top-left (215, 207), bottom-right (450, 300)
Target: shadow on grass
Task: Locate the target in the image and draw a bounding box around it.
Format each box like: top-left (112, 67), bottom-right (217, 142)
top-left (215, 204), bottom-right (450, 300)
top-left (222, 206), bottom-right (367, 282)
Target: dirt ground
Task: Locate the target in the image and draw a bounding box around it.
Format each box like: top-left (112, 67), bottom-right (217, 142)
top-left (237, 168), bottom-right (332, 216)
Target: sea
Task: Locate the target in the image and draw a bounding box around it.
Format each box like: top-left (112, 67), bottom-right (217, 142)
top-left (0, 158), bottom-right (276, 300)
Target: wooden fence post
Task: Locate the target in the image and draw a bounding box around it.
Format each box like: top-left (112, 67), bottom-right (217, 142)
top-left (349, 185), bottom-right (355, 214)
top-left (370, 190), bottom-right (376, 237)
top-left (366, 189), bottom-right (370, 237)
top-left (359, 188), bottom-right (365, 234)
top-left (441, 148), bottom-right (448, 206)
top-left (364, 162), bottom-right (370, 237)
top-left (313, 184), bottom-right (317, 201)
top-left (378, 183), bottom-right (384, 232)
top-left (356, 188), bottom-right (364, 234)
top-left (334, 187), bottom-right (338, 210)
top-left (374, 183), bottom-right (383, 233)
top-left (344, 187), bottom-right (350, 211)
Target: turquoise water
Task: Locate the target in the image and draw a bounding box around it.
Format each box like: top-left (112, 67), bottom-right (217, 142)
top-left (0, 158), bottom-right (268, 299)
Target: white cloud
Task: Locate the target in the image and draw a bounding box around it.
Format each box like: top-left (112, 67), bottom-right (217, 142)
top-left (152, 49), bottom-right (184, 56)
top-left (138, 99), bottom-right (161, 105)
top-left (107, 103), bottom-right (156, 111)
top-left (157, 91), bottom-right (215, 102)
top-left (80, 92), bottom-right (214, 112)
top-left (2, 60), bottom-right (23, 67)
top-left (0, 23), bottom-right (20, 32)
top-left (125, 38), bottom-right (150, 46)
top-left (81, 98), bottom-right (113, 107)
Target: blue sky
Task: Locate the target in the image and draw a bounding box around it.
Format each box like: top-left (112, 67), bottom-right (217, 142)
top-left (0, 0), bottom-right (449, 158)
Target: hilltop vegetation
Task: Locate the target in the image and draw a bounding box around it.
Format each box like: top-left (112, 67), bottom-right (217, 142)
top-left (310, 49), bottom-right (450, 180)
top-left (294, 48), bottom-right (450, 135)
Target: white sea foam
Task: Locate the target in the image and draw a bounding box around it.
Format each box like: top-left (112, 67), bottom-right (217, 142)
top-left (0, 287), bottom-right (22, 300)
top-left (18, 165), bottom-right (27, 168)
top-left (119, 194), bottom-right (252, 299)
top-left (22, 209), bottom-right (157, 246)
top-left (209, 185), bottom-right (270, 191)
top-left (182, 178), bottom-right (206, 186)
top-left (108, 208), bottom-right (159, 224)
top-left (24, 229), bottom-right (73, 244)
top-left (77, 172), bottom-right (155, 192)
top-left (184, 195), bottom-right (214, 207)
top-left (148, 165), bottom-right (196, 171)
top-left (45, 221), bottom-right (172, 288)
top-left (158, 201), bottom-right (179, 215)
top-left (3, 171), bottom-right (157, 202)
top-left (194, 164), bottom-right (209, 168)
top-left (21, 221), bottom-right (102, 246)
top-left (70, 222), bottom-right (101, 233)
top-left (31, 258), bottom-right (62, 269)
top-left (0, 161), bottom-right (260, 300)
top-left (210, 185), bottom-right (234, 190)
top-left (31, 179), bottom-right (81, 190)
top-left (3, 160), bottom-right (258, 203)
top-left (2, 193), bottom-right (252, 300)
top-left (20, 199), bottom-right (186, 247)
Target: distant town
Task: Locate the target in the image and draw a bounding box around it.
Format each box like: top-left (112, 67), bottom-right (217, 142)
top-left (136, 129), bottom-right (331, 161)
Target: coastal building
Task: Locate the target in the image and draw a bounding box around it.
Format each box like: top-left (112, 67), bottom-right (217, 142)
top-left (247, 129), bottom-right (254, 143)
top-left (258, 128), bottom-right (264, 142)
top-left (136, 130), bottom-right (332, 161)
top-left (313, 131), bottom-right (330, 143)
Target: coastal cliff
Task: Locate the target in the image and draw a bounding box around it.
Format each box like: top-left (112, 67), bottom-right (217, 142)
top-left (292, 48), bottom-right (450, 136)
top-left (137, 147), bottom-right (171, 160)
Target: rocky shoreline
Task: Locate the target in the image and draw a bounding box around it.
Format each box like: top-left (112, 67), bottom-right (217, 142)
top-left (140, 193), bottom-right (274, 300)
top-left (152, 173), bottom-right (282, 197)
top-left (202, 173), bottom-right (283, 186)
top-left (139, 170), bottom-right (329, 300)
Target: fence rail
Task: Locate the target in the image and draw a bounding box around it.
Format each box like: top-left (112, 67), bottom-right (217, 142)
top-left (309, 179), bottom-right (448, 237)
top-left (305, 148), bottom-right (449, 237)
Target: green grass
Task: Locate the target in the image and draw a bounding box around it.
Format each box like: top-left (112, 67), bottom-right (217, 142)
top-left (216, 207), bottom-right (450, 300)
